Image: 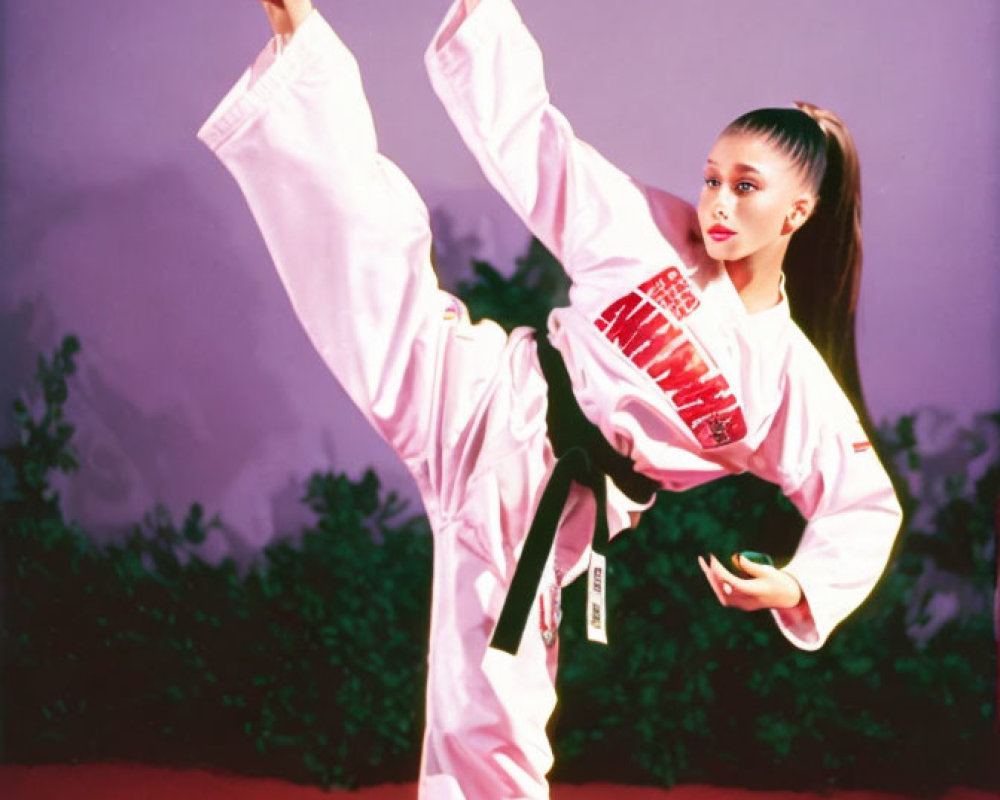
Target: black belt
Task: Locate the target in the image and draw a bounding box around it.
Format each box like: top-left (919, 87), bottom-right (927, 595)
top-left (489, 330), bottom-right (659, 655)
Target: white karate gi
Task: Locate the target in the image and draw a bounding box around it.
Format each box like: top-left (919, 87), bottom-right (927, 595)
top-left (198, 1), bottom-right (902, 796)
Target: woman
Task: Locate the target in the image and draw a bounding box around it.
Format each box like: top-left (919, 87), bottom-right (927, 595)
top-left (199, 0), bottom-right (902, 797)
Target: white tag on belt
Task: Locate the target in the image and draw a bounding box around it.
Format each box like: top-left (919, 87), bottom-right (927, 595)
top-left (586, 552), bottom-right (608, 645)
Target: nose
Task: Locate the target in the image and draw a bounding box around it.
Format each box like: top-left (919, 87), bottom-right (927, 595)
top-left (713, 190), bottom-right (734, 220)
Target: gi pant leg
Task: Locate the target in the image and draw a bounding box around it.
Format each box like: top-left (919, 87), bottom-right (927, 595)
top-left (413, 331), bottom-right (574, 799)
top-left (198, 12), bottom-right (589, 798)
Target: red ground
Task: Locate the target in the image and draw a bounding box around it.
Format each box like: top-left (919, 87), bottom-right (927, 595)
top-left (0, 764), bottom-right (995, 800)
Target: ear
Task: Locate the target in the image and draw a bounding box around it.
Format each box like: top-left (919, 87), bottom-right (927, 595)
top-left (782, 193), bottom-right (817, 236)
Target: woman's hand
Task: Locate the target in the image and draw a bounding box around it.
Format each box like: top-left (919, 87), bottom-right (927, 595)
top-left (260, 0), bottom-right (314, 37)
top-left (697, 553), bottom-right (803, 611)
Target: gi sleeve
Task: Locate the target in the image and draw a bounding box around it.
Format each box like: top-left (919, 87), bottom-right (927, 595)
top-left (425, 0), bottom-right (691, 296)
top-left (765, 384), bottom-right (903, 651)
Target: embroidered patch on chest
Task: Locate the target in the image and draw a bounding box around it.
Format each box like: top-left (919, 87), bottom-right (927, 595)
top-left (593, 267), bottom-right (747, 449)
top-left (637, 266), bottom-right (701, 320)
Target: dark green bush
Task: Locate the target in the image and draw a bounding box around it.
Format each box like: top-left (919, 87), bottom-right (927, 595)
top-left (1, 241), bottom-right (996, 792)
top-left (549, 468), bottom-right (996, 794)
top-left (1, 338), bottom-right (431, 787)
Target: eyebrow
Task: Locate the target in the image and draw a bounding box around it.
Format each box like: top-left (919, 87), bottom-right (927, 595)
top-left (705, 159), bottom-right (763, 175)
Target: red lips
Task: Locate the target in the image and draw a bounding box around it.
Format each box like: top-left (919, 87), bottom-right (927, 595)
top-left (707, 224), bottom-right (736, 242)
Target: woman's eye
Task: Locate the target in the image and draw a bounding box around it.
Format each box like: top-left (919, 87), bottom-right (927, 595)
top-left (736, 181), bottom-right (757, 193)
top-left (704, 178), bottom-right (721, 188)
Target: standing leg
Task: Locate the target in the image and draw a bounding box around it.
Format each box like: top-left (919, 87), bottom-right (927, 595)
top-left (420, 516), bottom-right (562, 800)
top-left (414, 332), bottom-right (600, 800)
top-left (415, 339), bottom-right (571, 799)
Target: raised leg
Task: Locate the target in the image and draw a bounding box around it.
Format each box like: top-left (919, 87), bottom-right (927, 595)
top-left (199, 13), bottom-right (575, 797)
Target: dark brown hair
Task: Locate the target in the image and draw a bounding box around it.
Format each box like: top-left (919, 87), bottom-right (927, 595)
top-left (723, 102), bottom-right (867, 417)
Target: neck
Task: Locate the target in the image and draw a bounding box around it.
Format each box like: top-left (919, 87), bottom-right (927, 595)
top-left (725, 237), bottom-right (788, 314)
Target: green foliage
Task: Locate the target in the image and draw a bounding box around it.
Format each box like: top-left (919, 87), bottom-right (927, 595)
top-left (549, 469), bottom-right (996, 793)
top-left (1, 242), bottom-right (996, 793)
top-left (456, 236), bottom-right (570, 333)
top-left (1, 337), bottom-right (432, 787)
top-left (2, 334), bottom-right (81, 510)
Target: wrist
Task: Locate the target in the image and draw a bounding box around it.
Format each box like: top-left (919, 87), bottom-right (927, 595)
top-left (777, 569), bottom-right (804, 609)
top-left (261, 2), bottom-right (293, 37)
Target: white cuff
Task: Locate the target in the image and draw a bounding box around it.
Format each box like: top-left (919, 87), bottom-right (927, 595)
top-left (197, 9), bottom-right (339, 153)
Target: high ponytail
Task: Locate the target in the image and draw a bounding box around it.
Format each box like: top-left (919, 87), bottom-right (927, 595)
top-left (723, 102), bottom-right (867, 420)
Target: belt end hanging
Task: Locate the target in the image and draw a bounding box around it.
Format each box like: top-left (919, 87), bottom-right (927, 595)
top-left (586, 550), bottom-right (609, 645)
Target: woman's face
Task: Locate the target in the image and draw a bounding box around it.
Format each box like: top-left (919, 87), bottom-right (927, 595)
top-left (697, 131), bottom-right (815, 264)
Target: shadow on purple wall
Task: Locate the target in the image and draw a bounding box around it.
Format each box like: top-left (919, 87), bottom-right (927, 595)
top-left (1, 156), bottom-right (493, 557)
top-left (2, 163), bottom-right (318, 555)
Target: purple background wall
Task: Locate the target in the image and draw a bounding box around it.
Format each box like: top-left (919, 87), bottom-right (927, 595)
top-left (2, 0), bottom-right (998, 556)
